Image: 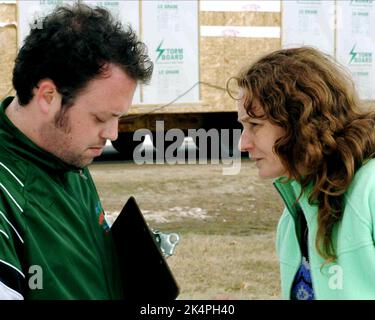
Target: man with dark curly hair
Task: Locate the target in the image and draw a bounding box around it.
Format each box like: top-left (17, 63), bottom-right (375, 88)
top-left (0, 3), bottom-right (152, 299)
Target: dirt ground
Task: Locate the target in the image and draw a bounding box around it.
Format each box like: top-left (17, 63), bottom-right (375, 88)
top-left (89, 158), bottom-right (285, 299)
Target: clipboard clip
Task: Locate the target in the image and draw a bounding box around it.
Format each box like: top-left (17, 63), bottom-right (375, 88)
top-left (152, 230), bottom-right (180, 258)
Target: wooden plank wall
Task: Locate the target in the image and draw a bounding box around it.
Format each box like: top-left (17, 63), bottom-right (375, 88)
top-left (199, 10), bottom-right (281, 112)
top-left (0, 3), bottom-right (17, 100)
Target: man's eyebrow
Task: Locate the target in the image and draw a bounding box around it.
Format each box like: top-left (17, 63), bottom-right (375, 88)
top-left (111, 112), bottom-right (123, 117)
top-left (96, 111), bottom-right (124, 118)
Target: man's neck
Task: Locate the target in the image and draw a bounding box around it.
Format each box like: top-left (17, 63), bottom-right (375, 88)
top-left (5, 97), bottom-right (41, 145)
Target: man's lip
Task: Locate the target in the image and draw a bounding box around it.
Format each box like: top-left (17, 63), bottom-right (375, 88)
top-left (89, 147), bottom-right (104, 156)
top-left (90, 146), bottom-right (105, 149)
top-left (89, 146), bottom-right (104, 152)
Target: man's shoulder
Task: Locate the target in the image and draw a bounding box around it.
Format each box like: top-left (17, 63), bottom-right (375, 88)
top-left (0, 156), bottom-right (28, 189)
top-left (0, 157), bottom-right (28, 216)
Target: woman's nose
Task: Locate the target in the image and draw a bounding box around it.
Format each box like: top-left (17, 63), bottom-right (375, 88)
top-left (239, 130), bottom-right (254, 152)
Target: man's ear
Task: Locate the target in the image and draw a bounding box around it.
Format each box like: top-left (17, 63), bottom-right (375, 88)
top-left (34, 79), bottom-right (61, 115)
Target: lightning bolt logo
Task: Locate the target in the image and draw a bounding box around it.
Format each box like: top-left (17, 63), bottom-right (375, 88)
top-left (350, 45), bottom-right (358, 64)
top-left (156, 41), bottom-right (165, 62)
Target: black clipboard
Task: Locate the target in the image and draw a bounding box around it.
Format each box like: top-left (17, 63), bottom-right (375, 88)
top-left (110, 196), bottom-right (180, 300)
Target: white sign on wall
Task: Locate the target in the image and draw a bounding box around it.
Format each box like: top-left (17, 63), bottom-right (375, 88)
top-left (18, 0), bottom-right (139, 45)
top-left (17, 0), bottom-right (141, 103)
top-left (282, 0), bottom-right (335, 56)
top-left (336, 0), bottom-right (375, 100)
top-left (17, 0), bottom-right (200, 106)
top-left (18, 0), bottom-right (66, 45)
top-left (141, 0), bottom-right (199, 105)
top-left (82, 1), bottom-right (139, 33)
top-left (200, 0), bottom-right (281, 12)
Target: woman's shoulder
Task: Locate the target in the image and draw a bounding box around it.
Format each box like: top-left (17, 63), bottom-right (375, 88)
top-left (345, 158), bottom-right (375, 208)
top-left (340, 159), bottom-right (375, 245)
top-left (352, 158), bottom-right (375, 185)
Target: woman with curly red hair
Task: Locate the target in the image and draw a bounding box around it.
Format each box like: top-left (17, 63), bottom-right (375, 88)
top-left (234, 47), bottom-right (375, 299)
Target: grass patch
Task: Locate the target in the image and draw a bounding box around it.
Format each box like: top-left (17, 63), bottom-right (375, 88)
top-left (90, 160), bottom-right (284, 299)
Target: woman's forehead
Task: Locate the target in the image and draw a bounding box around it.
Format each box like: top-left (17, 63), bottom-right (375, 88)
top-left (238, 99), bottom-right (265, 121)
top-left (240, 96), bottom-right (264, 113)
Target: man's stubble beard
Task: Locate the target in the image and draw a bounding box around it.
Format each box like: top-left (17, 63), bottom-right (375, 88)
top-left (40, 110), bottom-right (92, 168)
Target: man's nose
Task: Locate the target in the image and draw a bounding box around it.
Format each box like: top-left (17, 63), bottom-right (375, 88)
top-left (101, 120), bottom-right (119, 141)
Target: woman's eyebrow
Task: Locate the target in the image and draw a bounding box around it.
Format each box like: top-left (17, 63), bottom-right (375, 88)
top-left (238, 115), bottom-right (250, 123)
